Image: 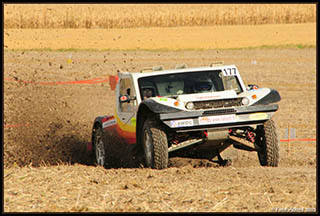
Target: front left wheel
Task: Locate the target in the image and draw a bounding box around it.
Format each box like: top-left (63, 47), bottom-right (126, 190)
top-left (142, 118), bottom-right (168, 169)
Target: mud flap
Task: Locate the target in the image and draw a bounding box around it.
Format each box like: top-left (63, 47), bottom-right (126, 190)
top-left (87, 142), bottom-right (92, 152)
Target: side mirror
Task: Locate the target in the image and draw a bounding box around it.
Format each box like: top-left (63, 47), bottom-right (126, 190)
top-left (247, 84), bottom-right (259, 90)
top-left (119, 95), bottom-right (136, 103)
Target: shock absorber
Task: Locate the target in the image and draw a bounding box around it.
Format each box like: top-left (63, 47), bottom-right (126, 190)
top-left (203, 130), bottom-right (208, 138)
top-left (246, 131), bottom-right (255, 143)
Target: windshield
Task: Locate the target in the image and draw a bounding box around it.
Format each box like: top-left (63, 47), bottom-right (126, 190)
top-left (138, 70), bottom-right (242, 100)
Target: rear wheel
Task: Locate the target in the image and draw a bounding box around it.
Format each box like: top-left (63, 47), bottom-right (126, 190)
top-left (255, 119), bottom-right (279, 167)
top-left (142, 119), bottom-right (168, 169)
top-left (93, 126), bottom-right (106, 167)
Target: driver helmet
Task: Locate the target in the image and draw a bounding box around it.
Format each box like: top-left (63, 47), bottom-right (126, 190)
top-left (194, 76), bottom-right (214, 93)
top-left (141, 81), bottom-right (156, 99)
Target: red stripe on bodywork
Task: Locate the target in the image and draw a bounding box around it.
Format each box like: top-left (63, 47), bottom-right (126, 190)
top-left (101, 119), bottom-right (135, 144)
top-left (102, 116), bottom-right (115, 123)
top-left (116, 124), bottom-right (136, 144)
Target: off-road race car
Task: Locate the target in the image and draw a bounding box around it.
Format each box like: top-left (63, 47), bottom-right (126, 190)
top-left (90, 62), bottom-right (281, 169)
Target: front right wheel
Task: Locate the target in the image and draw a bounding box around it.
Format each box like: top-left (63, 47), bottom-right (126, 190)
top-left (255, 119), bottom-right (280, 167)
top-left (142, 118), bottom-right (168, 169)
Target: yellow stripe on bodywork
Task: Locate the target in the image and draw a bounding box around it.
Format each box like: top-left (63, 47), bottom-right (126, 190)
top-left (249, 112), bottom-right (268, 120)
top-left (131, 117), bottom-right (136, 126)
top-left (115, 113), bottom-right (136, 133)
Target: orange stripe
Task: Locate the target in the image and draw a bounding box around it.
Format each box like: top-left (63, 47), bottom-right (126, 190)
top-left (103, 123), bottom-right (135, 144)
top-left (280, 138), bottom-right (316, 142)
top-left (116, 124), bottom-right (136, 144)
top-left (4, 77), bottom-right (109, 85)
top-left (4, 124), bottom-right (30, 128)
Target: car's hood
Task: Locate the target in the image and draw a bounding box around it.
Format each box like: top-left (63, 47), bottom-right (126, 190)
top-left (146, 87), bottom-right (280, 112)
top-left (176, 90), bottom-right (238, 103)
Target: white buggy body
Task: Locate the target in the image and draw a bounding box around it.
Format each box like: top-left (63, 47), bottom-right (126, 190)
top-left (91, 63), bottom-right (281, 169)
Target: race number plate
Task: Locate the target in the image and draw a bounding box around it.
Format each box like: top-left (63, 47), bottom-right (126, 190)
top-left (222, 67), bottom-right (238, 76)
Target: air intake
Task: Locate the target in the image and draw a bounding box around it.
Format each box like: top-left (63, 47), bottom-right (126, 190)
top-left (140, 65), bottom-right (164, 73)
top-left (210, 61), bottom-right (224, 67)
top-left (175, 63), bottom-right (188, 69)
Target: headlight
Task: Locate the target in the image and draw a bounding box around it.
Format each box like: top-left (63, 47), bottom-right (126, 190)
top-left (185, 102), bottom-right (195, 110)
top-left (242, 97), bottom-right (250, 106)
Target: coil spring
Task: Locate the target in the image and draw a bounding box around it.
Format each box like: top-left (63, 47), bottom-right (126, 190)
top-left (247, 131), bottom-right (255, 143)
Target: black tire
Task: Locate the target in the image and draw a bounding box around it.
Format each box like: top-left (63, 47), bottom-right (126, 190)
top-left (93, 126), bottom-right (107, 167)
top-left (142, 118), bottom-right (168, 169)
top-left (255, 119), bottom-right (280, 167)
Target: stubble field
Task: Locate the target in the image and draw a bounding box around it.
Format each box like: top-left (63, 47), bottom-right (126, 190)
top-left (3, 5), bottom-right (317, 211)
top-left (3, 45), bottom-right (317, 212)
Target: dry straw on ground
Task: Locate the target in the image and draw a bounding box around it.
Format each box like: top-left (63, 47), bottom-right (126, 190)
top-left (4, 4), bottom-right (316, 29)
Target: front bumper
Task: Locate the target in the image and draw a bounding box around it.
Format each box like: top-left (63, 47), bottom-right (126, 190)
top-left (159, 104), bottom-right (278, 132)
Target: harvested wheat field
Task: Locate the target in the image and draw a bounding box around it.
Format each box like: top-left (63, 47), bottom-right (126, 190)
top-left (4, 4), bottom-right (316, 29)
top-left (3, 3), bottom-right (317, 213)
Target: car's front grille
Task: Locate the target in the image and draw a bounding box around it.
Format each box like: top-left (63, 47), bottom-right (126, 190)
top-left (203, 108), bottom-right (236, 116)
top-left (193, 98), bottom-right (243, 110)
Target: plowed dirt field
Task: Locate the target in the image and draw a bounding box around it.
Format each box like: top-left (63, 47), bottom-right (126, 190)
top-left (3, 25), bottom-right (317, 213)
